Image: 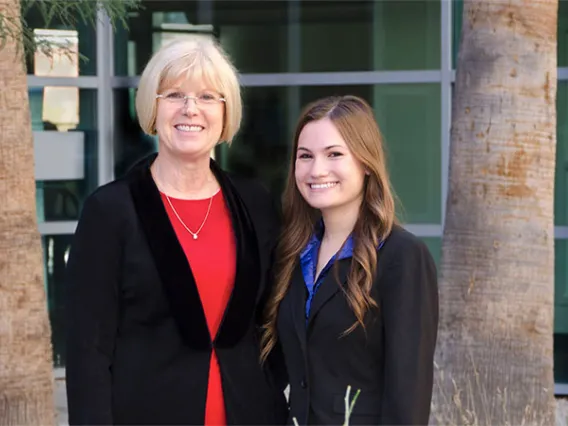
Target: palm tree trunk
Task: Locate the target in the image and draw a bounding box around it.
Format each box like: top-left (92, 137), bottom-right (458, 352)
top-left (0, 0), bottom-right (55, 424)
top-left (433, 0), bottom-right (558, 424)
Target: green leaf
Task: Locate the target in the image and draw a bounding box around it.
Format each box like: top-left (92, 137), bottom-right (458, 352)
top-left (0, 0), bottom-right (141, 61)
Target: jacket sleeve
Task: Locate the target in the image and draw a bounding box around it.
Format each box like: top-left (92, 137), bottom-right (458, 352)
top-left (65, 194), bottom-right (121, 425)
top-left (379, 238), bottom-right (439, 425)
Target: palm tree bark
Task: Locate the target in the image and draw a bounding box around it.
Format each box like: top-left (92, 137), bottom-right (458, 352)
top-left (0, 0), bottom-right (55, 424)
top-left (434, 0), bottom-right (558, 424)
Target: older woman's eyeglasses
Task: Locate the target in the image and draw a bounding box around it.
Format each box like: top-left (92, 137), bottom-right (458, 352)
top-left (156, 91), bottom-right (226, 107)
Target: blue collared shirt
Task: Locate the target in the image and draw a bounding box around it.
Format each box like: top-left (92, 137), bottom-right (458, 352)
top-left (299, 224), bottom-right (384, 323)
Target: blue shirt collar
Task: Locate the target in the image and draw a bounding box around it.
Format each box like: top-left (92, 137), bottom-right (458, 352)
top-left (299, 220), bottom-right (354, 263)
top-left (299, 220), bottom-right (387, 263)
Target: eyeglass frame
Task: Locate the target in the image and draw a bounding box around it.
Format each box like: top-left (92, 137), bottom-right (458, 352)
top-left (155, 91), bottom-right (226, 108)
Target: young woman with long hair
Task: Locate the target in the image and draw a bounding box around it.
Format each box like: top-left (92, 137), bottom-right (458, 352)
top-left (261, 95), bottom-right (439, 425)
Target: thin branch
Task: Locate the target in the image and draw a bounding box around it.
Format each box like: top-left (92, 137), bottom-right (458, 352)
top-left (0, 0), bottom-right (141, 61)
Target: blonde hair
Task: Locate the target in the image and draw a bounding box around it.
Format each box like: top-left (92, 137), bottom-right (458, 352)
top-left (135, 36), bottom-right (242, 143)
top-left (260, 95), bottom-right (397, 362)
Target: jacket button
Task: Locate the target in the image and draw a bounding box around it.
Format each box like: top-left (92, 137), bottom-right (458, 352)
top-left (300, 379), bottom-right (307, 389)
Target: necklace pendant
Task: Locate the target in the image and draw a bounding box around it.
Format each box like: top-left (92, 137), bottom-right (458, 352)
top-left (193, 234), bottom-right (198, 240)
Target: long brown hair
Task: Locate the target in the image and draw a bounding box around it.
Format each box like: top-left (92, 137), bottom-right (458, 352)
top-left (260, 95), bottom-right (397, 362)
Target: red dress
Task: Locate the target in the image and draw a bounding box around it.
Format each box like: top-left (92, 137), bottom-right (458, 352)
top-left (161, 190), bottom-right (235, 426)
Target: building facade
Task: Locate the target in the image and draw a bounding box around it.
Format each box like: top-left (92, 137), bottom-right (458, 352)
top-left (26, 0), bottom-right (568, 392)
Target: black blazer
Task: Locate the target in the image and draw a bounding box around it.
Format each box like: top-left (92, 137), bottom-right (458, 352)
top-left (277, 225), bottom-right (438, 425)
top-left (65, 154), bottom-right (288, 425)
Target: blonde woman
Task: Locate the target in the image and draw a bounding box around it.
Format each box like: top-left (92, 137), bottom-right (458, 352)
top-left (65, 38), bottom-right (288, 425)
top-left (261, 96), bottom-right (439, 425)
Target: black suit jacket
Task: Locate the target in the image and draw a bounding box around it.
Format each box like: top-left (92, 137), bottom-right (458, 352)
top-left (277, 225), bottom-right (438, 425)
top-left (65, 154), bottom-right (288, 425)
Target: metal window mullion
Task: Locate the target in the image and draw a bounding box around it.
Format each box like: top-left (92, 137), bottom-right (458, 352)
top-left (554, 383), bottom-right (568, 396)
top-left (54, 367), bottom-right (65, 379)
top-left (287, 0), bottom-right (301, 145)
top-left (198, 0), bottom-right (214, 25)
top-left (402, 224), bottom-right (443, 238)
top-left (38, 221), bottom-right (78, 235)
top-left (240, 71), bottom-right (442, 86)
top-left (440, 0), bottom-right (453, 228)
top-left (96, 10), bottom-right (114, 186)
top-left (558, 67), bottom-right (568, 80)
top-left (111, 71), bottom-right (442, 89)
top-left (27, 76), bottom-right (99, 88)
top-left (555, 226), bottom-right (568, 239)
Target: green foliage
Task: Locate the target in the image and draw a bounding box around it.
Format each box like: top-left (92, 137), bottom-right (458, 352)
top-left (0, 0), bottom-right (141, 59)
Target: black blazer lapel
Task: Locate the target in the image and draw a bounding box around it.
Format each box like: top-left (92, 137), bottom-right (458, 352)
top-left (127, 156), bottom-right (210, 350)
top-left (307, 258), bottom-right (351, 327)
top-left (210, 161), bottom-right (261, 348)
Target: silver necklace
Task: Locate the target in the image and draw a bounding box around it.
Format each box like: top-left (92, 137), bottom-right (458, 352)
top-left (164, 192), bottom-right (215, 240)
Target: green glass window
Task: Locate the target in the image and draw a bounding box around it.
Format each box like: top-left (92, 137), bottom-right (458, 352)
top-left (555, 240), bottom-right (568, 383)
top-left (452, 0), bottom-right (463, 69)
top-left (114, 1), bottom-right (289, 76)
top-left (420, 237), bottom-right (442, 267)
top-left (299, 0), bottom-right (440, 72)
top-left (556, 82), bottom-right (568, 226)
top-left (115, 0), bottom-right (440, 76)
top-left (371, 84), bottom-right (441, 224)
top-left (557, 0), bottom-right (568, 67)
